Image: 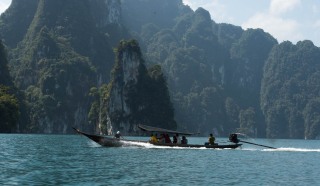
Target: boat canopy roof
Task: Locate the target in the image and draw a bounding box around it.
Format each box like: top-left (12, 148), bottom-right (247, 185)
top-left (138, 124), bottom-right (195, 136)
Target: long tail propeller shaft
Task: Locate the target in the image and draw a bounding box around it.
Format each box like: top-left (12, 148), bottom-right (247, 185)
top-left (229, 133), bottom-right (277, 149)
top-left (239, 140), bottom-right (277, 149)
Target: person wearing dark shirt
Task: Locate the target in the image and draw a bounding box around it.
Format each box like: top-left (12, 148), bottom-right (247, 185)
top-left (208, 133), bottom-right (215, 145)
top-left (173, 135), bottom-right (177, 143)
top-left (164, 134), bottom-right (172, 143)
top-left (114, 131), bottom-right (123, 139)
top-left (181, 136), bottom-right (188, 144)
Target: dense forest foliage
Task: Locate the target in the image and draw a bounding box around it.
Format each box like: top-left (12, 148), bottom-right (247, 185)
top-left (1, 0), bottom-right (128, 133)
top-left (121, 1), bottom-right (279, 136)
top-left (0, 40), bottom-right (19, 132)
top-left (0, 0), bottom-right (320, 139)
top-left (261, 41), bottom-right (320, 139)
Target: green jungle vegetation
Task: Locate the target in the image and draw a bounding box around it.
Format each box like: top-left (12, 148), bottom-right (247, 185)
top-left (0, 0), bottom-right (319, 139)
top-left (0, 40), bottom-right (18, 132)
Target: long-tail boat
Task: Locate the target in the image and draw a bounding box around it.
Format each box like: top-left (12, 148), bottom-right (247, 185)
top-left (73, 125), bottom-right (242, 149)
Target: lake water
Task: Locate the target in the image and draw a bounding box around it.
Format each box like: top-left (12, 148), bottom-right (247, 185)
top-left (1, 134), bottom-right (319, 186)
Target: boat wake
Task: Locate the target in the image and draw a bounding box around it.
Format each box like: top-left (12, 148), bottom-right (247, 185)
top-left (263, 147), bottom-right (320, 152)
top-left (123, 141), bottom-right (240, 150)
top-left (85, 140), bottom-right (209, 149)
top-left (241, 147), bottom-right (320, 152)
top-left (123, 141), bottom-right (209, 150)
top-left (87, 141), bottom-right (101, 148)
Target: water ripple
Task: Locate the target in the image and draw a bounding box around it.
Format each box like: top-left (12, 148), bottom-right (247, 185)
top-left (1, 134), bottom-right (320, 185)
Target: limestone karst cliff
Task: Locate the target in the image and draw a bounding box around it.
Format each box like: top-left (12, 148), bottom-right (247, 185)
top-left (94, 40), bottom-right (176, 135)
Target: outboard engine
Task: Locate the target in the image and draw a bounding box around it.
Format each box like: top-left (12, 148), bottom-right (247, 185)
top-left (229, 133), bottom-right (239, 143)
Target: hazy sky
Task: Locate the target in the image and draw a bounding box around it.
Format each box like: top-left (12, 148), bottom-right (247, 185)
top-left (184, 0), bottom-right (320, 47)
top-left (1, 0), bottom-right (319, 47)
top-left (0, 0), bottom-right (10, 15)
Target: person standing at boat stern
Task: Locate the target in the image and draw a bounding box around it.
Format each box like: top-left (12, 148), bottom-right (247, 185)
top-left (114, 131), bottom-right (123, 139)
top-left (208, 133), bottom-right (215, 145)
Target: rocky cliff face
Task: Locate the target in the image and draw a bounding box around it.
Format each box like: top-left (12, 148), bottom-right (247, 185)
top-left (3, 0), bottom-right (318, 138)
top-left (90, 0), bottom-right (121, 27)
top-left (0, 0), bottom-right (39, 48)
top-left (107, 42), bottom-right (142, 134)
top-left (1, 0), bottom-right (125, 133)
top-left (104, 40), bottom-right (177, 135)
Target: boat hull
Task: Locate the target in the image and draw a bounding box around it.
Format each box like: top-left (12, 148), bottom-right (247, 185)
top-left (151, 143), bottom-right (241, 149)
top-left (73, 128), bottom-right (242, 149)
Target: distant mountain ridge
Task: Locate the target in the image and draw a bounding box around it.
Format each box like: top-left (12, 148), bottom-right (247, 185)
top-left (0, 0), bottom-right (319, 139)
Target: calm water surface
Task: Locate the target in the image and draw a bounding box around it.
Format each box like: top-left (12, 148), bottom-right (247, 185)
top-left (1, 134), bottom-right (319, 185)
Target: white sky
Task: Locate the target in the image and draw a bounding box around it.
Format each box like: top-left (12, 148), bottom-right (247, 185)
top-left (1, 0), bottom-right (319, 47)
top-left (183, 0), bottom-right (320, 47)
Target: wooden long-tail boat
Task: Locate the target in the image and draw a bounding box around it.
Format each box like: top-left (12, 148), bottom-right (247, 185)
top-left (73, 125), bottom-right (242, 149)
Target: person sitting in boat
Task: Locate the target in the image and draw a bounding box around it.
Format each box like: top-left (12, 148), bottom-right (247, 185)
top-left (164, 134), bottom-right (171, 143)
top-left (159, 134), bottom-right (166, 144)
top-left (149, 133), bottom-right (158, 143)
top-left (114, 131), bottom-right (123, 139)
top-left (208, 133), bottom-right (215, 145)
top-left (174, 133), bottom-right (181, 144)
top-left (172, 135), bottom-right (177, 143)
top-left (181, 136), bottom-right (188, 144)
